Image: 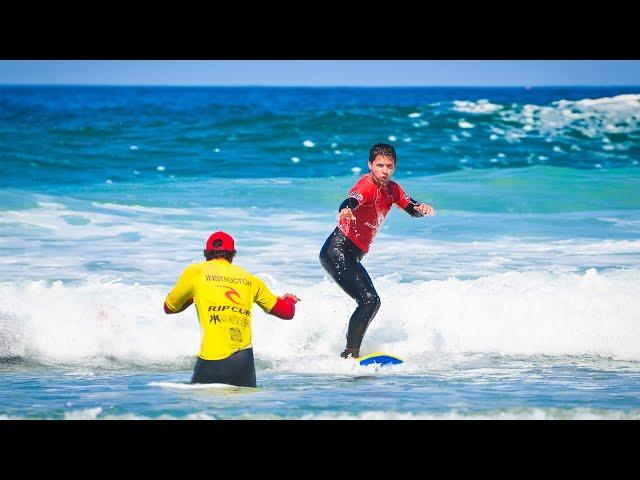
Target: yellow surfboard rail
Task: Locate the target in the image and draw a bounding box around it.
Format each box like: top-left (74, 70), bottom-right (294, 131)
top-left (357, 352), bottom-right (404, 366)
top-left (358, 352), bottom-right (402, 362)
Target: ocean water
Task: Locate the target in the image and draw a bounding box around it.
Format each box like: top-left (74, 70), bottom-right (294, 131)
top-left (1, 86), bottom-right (639, 420)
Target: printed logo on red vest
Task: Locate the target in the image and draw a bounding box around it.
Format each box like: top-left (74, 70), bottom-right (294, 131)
top-left (349, 191), bottom-right (363, 202)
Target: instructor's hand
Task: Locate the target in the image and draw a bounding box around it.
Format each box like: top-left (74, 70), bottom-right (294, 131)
top-left (415, 203), bottom-right (435, 216)
top-left (280, 293), bottom-right (300, 303)
top-left (339, 208), bottom-right (356, 221)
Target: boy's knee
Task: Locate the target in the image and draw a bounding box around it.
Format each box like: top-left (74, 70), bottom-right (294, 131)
top-left (360, 291), bottom-right (381, 310)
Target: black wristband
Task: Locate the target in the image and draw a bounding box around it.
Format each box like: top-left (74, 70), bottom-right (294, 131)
top-left (403, 198), bottom-right (424, 218)
top-left (338, 197), bottom-right (359, 212)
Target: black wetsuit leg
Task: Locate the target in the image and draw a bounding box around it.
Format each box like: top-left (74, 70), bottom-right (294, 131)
top-left (319, 227), bottom-right (381, 352)
top-left (191, 348), bottom-right (256, 387)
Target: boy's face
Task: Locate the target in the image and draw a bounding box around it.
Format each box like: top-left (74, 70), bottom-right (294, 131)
top-left (368, 155), bottom-right (395, 186)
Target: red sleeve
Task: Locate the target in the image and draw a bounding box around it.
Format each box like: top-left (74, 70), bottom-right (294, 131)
top-left (391, 182), bottom-right (411, 209)
top-left (269, 297), bottom-right (295, 320)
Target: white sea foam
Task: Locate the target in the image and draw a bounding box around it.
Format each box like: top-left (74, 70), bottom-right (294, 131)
top-left (0, 277), bottom-right (201, 363)
top-left (497, 93), bottom-right (640, 140)
top-left (149, 381), bottom-right (252, 391)
top-left (291, 408), bottom-right (640, 420)
top-left (5, 407), bottom-right (638, 420)
top-left (1, 195), bottom-right (640, 289)
top-left (65, 407), bottom-right (103, 420)
top-left (453, 99), bottom-right (503, 114)
top-left (1, 268), bottom-right (638, 367)
top-left (450, 92), bottom-right (640, 151)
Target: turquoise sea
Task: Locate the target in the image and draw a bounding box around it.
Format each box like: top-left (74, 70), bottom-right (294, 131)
top-left (1, 86), bottom-right (639, 419)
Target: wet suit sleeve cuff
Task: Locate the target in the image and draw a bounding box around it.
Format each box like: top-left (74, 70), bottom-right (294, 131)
top-left (338, 197), bottom-right (359, 211)
top-left (403, 198), bottom-right (424, 217)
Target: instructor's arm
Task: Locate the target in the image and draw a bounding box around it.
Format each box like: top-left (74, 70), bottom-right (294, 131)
top-left (164, 298), bottom-right (193, 314)
top-left (269, 293), bottom-right (300, 320)
top-left (164, 265), bottom-right (198, 314)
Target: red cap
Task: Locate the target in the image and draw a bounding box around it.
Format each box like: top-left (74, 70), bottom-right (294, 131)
top-left (205, 231), bottom-right (236, 252)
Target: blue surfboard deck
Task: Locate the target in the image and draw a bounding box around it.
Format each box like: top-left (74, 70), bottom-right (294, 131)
top-left (358, 352), bottom-right (403, 366)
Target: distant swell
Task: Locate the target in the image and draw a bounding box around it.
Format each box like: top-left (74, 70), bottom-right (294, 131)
top-left (2, 87), bottom-right (639, 188)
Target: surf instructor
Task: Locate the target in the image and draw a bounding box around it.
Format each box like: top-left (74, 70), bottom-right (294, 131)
top-left (319, 143), bottom-right (434, 359)
top-left (164, 231), bottom-right (300, 387)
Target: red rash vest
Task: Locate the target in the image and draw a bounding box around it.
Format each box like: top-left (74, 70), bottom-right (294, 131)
top-left (338, 174), bottom-right (411, 253)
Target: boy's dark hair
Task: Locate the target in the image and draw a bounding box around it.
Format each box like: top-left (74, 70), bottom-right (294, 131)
top-left (204, 250), bottom-right (235, 262)
top-left (369, 143), bottom-right (397, 164)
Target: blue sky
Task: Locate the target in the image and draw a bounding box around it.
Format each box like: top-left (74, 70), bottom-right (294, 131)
top-left (1, 60), bottom-right (639, 86)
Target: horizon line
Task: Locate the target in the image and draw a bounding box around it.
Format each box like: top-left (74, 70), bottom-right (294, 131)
top-left (2, 83), bottom-right (640, 88)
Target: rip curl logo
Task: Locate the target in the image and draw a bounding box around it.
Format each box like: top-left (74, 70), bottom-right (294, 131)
top-left (218, 286), bottom-right (242, 306)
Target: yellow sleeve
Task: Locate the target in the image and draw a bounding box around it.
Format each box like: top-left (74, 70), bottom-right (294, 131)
top-left (165, 264), bottom-right (200, 312)
top-left (252, 275), bottom-right (279, 313)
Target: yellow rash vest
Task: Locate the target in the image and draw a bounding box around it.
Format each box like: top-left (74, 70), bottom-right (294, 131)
top-left (165, 259), bottom-right (278, 360)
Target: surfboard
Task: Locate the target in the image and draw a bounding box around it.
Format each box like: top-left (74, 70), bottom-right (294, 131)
top-left (358, 352), bottom-right (403, 367)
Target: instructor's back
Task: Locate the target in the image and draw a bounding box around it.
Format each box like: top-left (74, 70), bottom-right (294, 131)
top-left (164, 231), bottom-right (300, 387)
